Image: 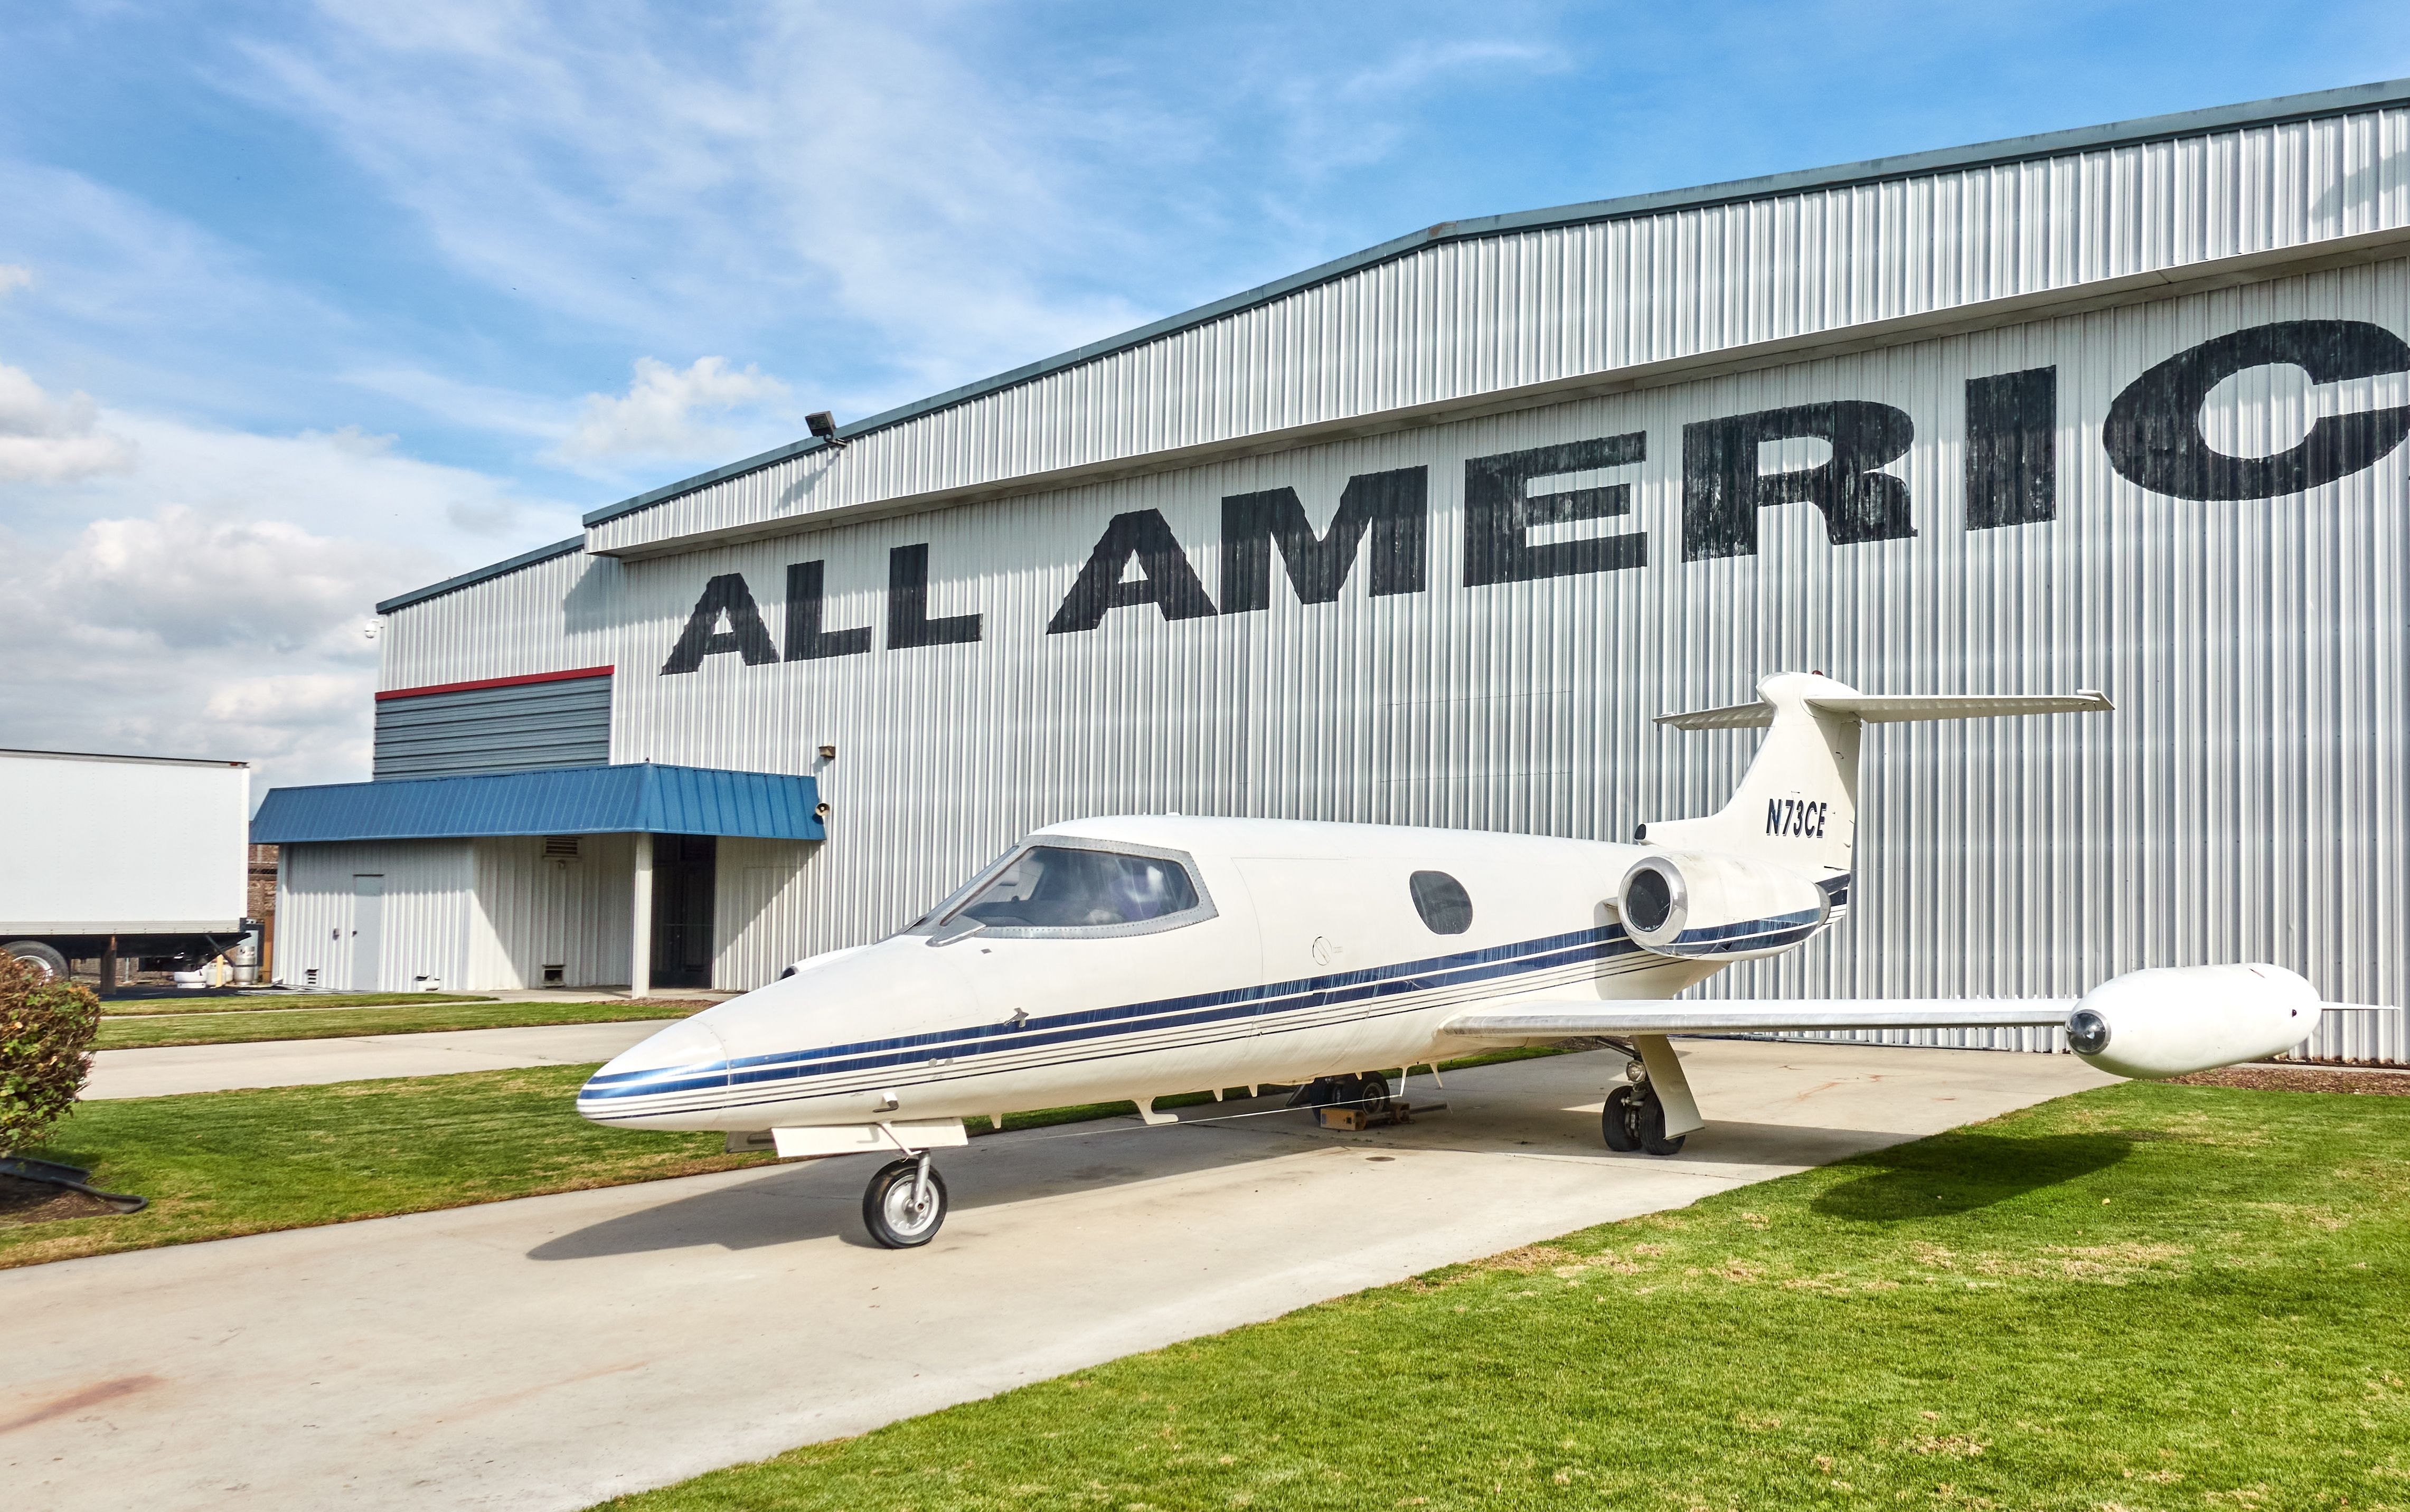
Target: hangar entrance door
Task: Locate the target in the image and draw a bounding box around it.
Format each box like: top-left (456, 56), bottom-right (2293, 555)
top-left (649, 836), bottom-right (717, 989)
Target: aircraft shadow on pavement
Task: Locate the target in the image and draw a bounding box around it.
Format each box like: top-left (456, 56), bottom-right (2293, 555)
top-left (529, 1103), bottom-right (1935, 1261)
top-left (1809, 1132), bottom-right (2133, 1220)
top-left (528, 1116), bottom-right (1329, 1259)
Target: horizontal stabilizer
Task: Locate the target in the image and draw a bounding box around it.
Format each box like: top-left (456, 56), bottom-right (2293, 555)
top-left (1438, 999), bottom-right (2078, 1037)
top-left (1651, 698), bottom-right (1778, 730)
top-left (1655, 690), bottom-right (2113, 730)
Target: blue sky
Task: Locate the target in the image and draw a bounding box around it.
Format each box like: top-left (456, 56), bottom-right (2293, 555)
top-left (3, 1), bottom-right (2405, 789)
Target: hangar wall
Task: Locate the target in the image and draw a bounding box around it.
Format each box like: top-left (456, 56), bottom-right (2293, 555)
top-left (714, 837), bottom-right (823, 985)
top-left (279, 840), bottom-right (475, 993)
top-left (278, 835), bottom-right (644, 992)
top-left (470, 834), bottom-right (636, 990)
top-left (370, 83), bottom-right (2410, 1062)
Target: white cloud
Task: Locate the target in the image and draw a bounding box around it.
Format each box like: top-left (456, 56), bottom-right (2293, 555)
top-left (0, 505), bottom-right (409, 792)
top-left (230, 3), bottom-right (1163, 396)
top-left (0, 361), bottom-right (137, 481)
top-left (47, 408), bottom-right (568, 545)
top-left (343, 365), bottom-right (578, 442)
top-left (0, 264), bottom-right (31, 296)
top-left (556, 355), bottom-right (788, 462)
top-left (0, 376), bottom-right (577, 793)
top-left (59, 505), bottom-right (405, 653)
top-left (0, 159), bottom-right (348, 417)
top-left (1262, 40), bottom-right (1570, 178)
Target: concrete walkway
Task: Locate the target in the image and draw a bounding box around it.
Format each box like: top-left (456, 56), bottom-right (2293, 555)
top-left (3, 1041), bottom-right (2113, 1512)
top-left (83, 1020), bottom-right (679, 1099)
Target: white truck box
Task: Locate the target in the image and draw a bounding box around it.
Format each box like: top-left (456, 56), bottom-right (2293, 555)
top-left (0, 749), bottom-right (252, 978)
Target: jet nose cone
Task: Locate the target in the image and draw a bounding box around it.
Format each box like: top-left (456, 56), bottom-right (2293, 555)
top-left (577, 1016), bottom-right (731, 1124)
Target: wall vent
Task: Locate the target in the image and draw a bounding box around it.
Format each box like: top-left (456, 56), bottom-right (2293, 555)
top-left (543, 836), bottom-right (582, 859)
top-left (542, 964), bottom-right (565, 986)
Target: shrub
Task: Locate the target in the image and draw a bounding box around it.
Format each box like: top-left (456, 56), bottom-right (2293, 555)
top-left (1, 952), bottom-right (102, 1154)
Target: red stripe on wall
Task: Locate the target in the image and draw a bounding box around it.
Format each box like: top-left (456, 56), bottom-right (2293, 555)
top-left (375, 666), bottom-right (615, 702)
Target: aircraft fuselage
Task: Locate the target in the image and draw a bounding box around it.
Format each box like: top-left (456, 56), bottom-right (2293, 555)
top-left (578, 815), bottom-right (1738, 1133)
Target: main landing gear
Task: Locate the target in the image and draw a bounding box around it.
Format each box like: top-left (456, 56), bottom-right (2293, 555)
top-left (1286, 1072), bottom-right (1393, 1112)
top-left (862, 1154), bottom-right (949, 1248)
top-left (1601, 1059), bottom-right (1686, 1157)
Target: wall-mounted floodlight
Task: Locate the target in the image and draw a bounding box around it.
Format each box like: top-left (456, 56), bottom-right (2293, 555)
top-left (806, 411), bottom-right (849, 449)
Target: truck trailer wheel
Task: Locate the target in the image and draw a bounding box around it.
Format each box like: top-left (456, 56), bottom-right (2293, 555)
top-left (1, 941), bottom-right (70, 982)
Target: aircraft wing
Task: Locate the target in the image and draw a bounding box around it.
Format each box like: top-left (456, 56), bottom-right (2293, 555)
top-left (1437, 999), bottom-right (2078, 1038)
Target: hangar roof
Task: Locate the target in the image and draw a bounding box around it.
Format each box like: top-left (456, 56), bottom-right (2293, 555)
top-left (252, 762), bottom-right (825, 844)
top-left (379, 75), bottom-right (2410, 613)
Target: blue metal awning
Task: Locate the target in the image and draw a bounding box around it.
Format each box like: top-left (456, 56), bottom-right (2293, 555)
top-left (251, 762), bottom-right (824, 844)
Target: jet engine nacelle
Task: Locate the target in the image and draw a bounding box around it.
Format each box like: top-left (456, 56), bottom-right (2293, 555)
top-left (1617, 851), bottom-right (1830, 960)
top-left (2067, 962), bottom-right (2320, 1079)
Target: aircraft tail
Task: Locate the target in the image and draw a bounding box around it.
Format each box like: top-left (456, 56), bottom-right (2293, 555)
top-left (1637, 673), bottom-right (2112, 906)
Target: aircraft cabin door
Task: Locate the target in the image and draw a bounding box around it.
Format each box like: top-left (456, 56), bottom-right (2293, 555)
top-left (1231, 857), bottom-right (1421, 1006)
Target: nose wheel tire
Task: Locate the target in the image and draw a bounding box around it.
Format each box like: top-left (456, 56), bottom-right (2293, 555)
top-left (1602, 1084), bottom-right (1687, 1157)
top-left (862, 1157), bottom-right (949, 1248)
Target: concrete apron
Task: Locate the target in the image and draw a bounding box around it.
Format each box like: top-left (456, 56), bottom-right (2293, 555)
top-left (3, 1041), bottom-right (2114, 1512)
top-left (83, 1020), bottom-right (682, 1100)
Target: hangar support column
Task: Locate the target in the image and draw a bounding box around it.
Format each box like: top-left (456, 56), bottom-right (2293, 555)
top-left (630, 832), bottom-right (653, 998)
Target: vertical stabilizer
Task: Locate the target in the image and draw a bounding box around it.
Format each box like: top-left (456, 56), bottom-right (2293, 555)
top-left (1641, 674), bottom-right (2111, 908)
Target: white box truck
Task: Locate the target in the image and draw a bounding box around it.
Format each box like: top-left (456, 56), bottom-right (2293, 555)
top-left (0, 749), bottom-right (256, 988)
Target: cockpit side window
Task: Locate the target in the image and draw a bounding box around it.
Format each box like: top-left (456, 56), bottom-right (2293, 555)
top-left (916, 838), bottom-right (1217, 939)
top-left (960, 846), bottom-right (1199, 929)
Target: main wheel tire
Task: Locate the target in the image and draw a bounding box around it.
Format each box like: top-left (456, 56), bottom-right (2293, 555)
top-left (861, 1158), bottom-right (949, 1249)
top-left (1352, 1072), bottom-right (1390, 1107)
top-left (1601, 1084), bottom-right (1642, 1151)
top-left (1287, 1077), bottom-right (1342, 1109)
top-left (1, 941), bottom-right (69, 983)
top-left (1636, 1091), bottom-right (1686, 1157)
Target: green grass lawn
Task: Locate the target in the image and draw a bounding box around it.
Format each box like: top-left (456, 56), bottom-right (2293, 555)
top-left (100, 991), bottom-right (497, 1016)
top-left (596, 1081), bottom-right (2410, 1512)
top-left (95, 997), bottom-right (700, 1048)
top-left (6, 1063), bottom-right (758, 1268)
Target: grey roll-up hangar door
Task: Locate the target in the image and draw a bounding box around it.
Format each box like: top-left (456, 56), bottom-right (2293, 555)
top-left (372, 668), bottom-right (613, 780)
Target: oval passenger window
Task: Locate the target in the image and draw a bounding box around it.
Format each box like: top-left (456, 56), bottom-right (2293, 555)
top-left (1409, 870), bottom-right (1473, 935)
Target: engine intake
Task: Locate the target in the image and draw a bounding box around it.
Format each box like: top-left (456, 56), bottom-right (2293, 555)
top-left (2067, 963), bottom-right (2319, 1079)
top-left (1616, 852), bottom-right (1830, 961)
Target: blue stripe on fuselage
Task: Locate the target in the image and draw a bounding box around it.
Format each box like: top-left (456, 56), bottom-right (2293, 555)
top-left (580, 874), bottom-right (1856, 1107)
top-left (579, 923), bottom-right (1642, 1103)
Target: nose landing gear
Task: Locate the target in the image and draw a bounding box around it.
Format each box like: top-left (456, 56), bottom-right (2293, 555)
top-left (863, 1153), bottom-right (950, 1248)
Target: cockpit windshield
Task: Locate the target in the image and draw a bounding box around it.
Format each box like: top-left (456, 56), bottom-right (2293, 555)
top-left (949, 845), bottom-right (1201, 931)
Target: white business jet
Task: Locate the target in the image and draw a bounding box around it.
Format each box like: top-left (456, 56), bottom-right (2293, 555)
top-left (580, 673), bottom-right (2378, 1247)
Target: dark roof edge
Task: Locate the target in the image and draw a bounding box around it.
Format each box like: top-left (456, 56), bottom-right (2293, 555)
top-left (1, 748), bottom-right (248, 768)
top-left (376, 534), bottom-right (586, 616)
top-left (562, 75), bottom-right (2410, 539)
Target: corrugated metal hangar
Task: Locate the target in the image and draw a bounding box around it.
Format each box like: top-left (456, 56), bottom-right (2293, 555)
top-left (255, 80), bottom-right (2410, 1063)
